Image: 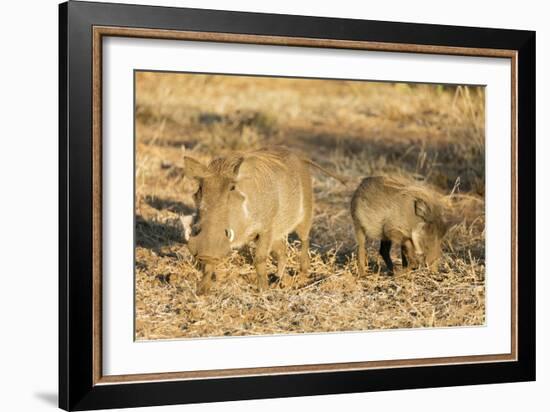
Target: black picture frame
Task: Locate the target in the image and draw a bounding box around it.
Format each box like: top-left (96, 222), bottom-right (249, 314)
top-left (59, 1), bottom-right (535, 410)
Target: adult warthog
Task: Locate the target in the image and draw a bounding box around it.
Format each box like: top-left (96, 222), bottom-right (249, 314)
top-left (183, 147), bottom-right (345, 294)
top-left (351, 176), bottom-right (450, 275)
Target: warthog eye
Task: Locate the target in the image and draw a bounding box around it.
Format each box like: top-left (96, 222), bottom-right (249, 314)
top-left (229, 183), bottom-right (236, 191)
top-left (193, 185), bottom-right (202, 202)
top-left (224, 228), bottom-right (235, 242)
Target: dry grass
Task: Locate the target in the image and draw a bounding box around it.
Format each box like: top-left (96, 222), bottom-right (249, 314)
top-left (134, 72), bottom-right (485, 340)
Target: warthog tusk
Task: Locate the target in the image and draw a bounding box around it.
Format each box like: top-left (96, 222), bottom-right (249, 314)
top-left (225, 228), bottom-right (235, 242)
top-left (180, 214), bottom-right (195, 242)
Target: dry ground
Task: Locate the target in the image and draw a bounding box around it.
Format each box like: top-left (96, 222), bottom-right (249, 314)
top-left (134, 72), bottom-right (485, 340)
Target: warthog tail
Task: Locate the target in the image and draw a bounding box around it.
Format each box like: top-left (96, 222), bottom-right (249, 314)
top-left (303, 158), bottom-right (349, 185)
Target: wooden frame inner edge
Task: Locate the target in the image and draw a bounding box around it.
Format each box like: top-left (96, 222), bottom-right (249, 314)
top-left (92, 27), bottom-right (103, 385)
top-left (91, 26), bottom-right (518, 385)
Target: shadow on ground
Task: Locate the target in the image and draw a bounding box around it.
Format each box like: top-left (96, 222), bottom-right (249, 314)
top-left (136, 215), bottom-right (185, 250)
top-left (144, 196), bottom-right (195, 215)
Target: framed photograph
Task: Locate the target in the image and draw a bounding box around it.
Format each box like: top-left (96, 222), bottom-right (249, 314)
top-left (59, 1), bottom-right (535, 410)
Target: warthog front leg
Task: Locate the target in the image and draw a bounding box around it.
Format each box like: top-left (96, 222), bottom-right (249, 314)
top-left (379, 240), bottom-right (394, 274)
top-left (254, 232), bottom-right (272, 291)
top-left (401, 239), bottom-right (417, 271)
top-left (197, 263), bottom-right (216, 295)
top-left (401, 243), bottom-right (409, 268)
top-left (411, 227), bottom-right (426, 265)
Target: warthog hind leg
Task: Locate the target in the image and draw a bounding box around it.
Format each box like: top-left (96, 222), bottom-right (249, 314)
top-left (354, 223), bottom-right (367, 276)
top-left (271, 238), bottom-right (287, 282)
top-left (295, 221), bottom-right (311, 276)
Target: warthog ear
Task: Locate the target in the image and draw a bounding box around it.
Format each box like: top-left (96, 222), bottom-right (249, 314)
top-left (183, 157), bottom-right (209, 178)
top-left (229, 157), bottom-right (245, 179)
top-left (414, 199), bottom-right (433, 223)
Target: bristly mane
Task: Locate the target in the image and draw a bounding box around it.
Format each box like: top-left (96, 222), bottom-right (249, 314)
top-left (381, 175), bottom-right (447, 211)
top-left (207, 147), bottom-right (291, 177)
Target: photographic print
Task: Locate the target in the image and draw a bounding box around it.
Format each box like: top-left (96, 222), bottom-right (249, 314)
top-left (134, 72), bottom-right (486, 340)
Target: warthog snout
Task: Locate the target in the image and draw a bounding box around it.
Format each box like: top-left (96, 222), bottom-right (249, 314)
top-left (187, 229), bottom-right (231, 262)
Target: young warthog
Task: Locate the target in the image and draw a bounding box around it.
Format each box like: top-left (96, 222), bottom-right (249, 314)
top-left (351, 176), bottom-right (449, 275)
top-left (184, 147), bottom-right (344, 294)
